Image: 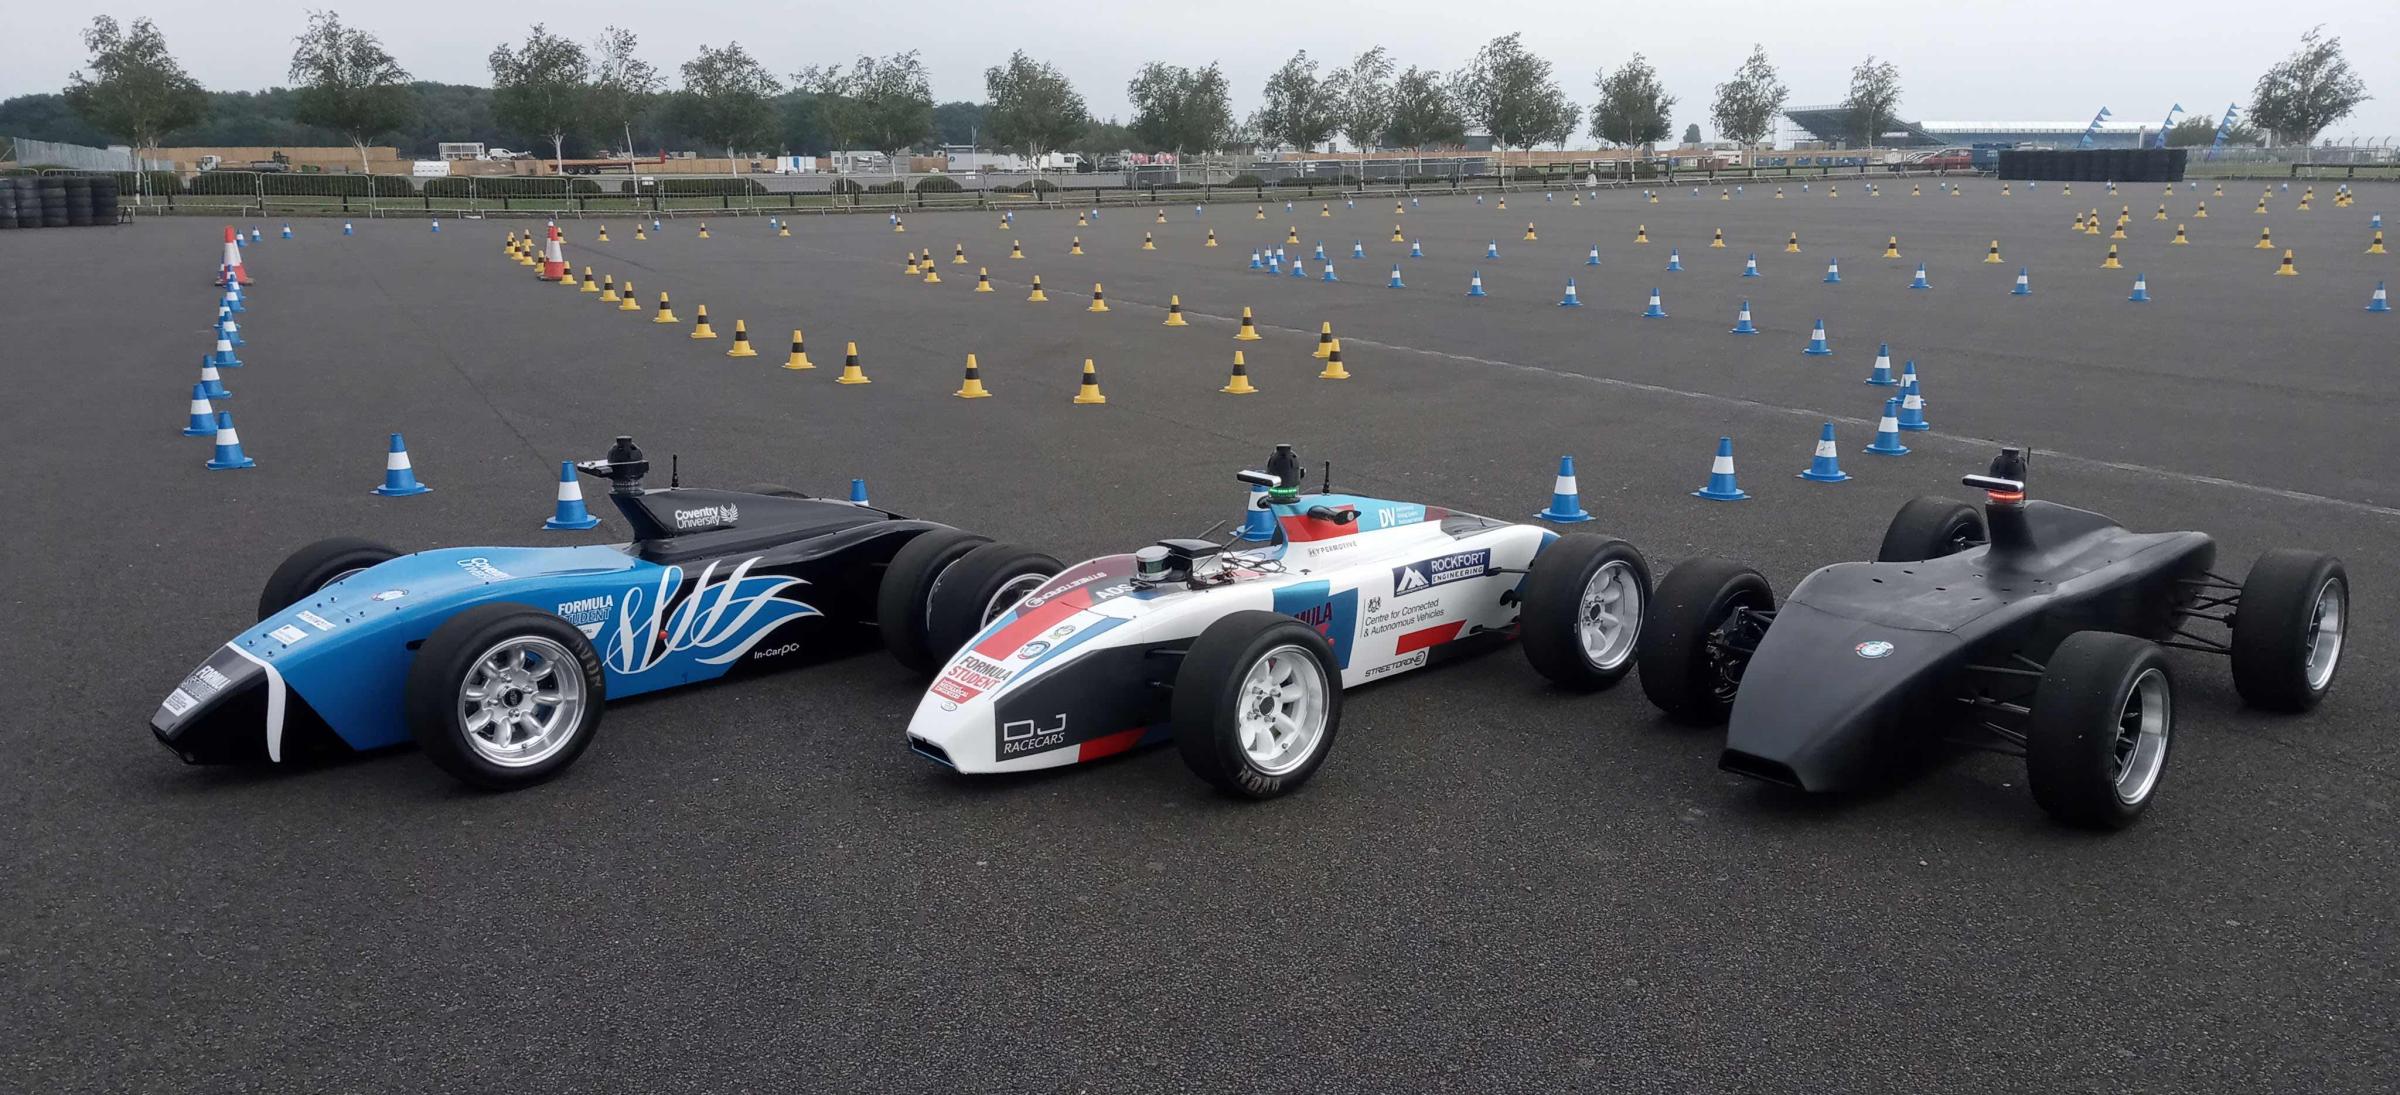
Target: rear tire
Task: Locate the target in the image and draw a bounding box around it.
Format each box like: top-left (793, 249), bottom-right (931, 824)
top-left (1876, 496), bottom-right (1985, 562)
top-left (405, 604), bottom-right (607, 791)
top-left (1172, 611), bottom-right (1344, 799)
top-left (876, 528), bottom-right (991, 671)
top-left (2230, 550), bottom-right (2347, 712)
top-left (1519, 535), bottom-right (1652, 690)
top-left (2026, 632), bottom-right (2172, 829)
top-left (258, 536), bottom-right (400, 620)
top-left (1637, 557), bottom-right (1774, 725)
top-left (922, 542), bottom-right (1062, 664)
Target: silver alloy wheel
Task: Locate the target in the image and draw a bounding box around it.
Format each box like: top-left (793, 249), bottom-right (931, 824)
top-left (1577, 560), bottom-right (1644, 670)
top-left (984, 572), bottom-right (1050, 625)
top-left (2304, 577), bottom-right (2346, 691)
top-left (2111, 667), bottom-right (2171, 805)
top-left (1236, 643), bottom-right (1329, 775)
top-left (456, 635), bottom-right (586, 768)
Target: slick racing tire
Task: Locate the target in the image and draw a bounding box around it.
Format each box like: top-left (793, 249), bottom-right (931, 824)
top-left (258, 536), bottom-right (401, 620)
top-left (1173, 611), bottom-right (1344, 800)
top-left (2026, 631), bottom-right (2173, 829)
top-left (2229, 549), bottom-right (2347, 712)
top-left (876, 528), bottom-right (991, 672)
top-left (922, 542), bottom-right (1063, 666)
top-left (1637, 557), bottom-right (1774, 725)
top-left (1520, 535), bottom-right (1652, 691)
top-left (1876, 497), bottom-right (1986, 562)
top-left (405, 603), bottom-right (607, 791)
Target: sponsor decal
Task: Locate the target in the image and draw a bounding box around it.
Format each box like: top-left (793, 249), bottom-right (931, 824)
top-left (602, 556), bottom-right (821, 675)
top-left (1270, 582), bottom-right (1358, 669)
top-left (370, 589), bottom-right (407, 602)
top-left (672, 502), bottom-right (741, 531)
top-left (1855, 640), bottom-right (1895, 659)
top-left (269, 625), bottom-right (308, 645)
top-left (160, 688), bottom-right (197, 716)
top-left (998, 713), bottom-right (1070, 757)
top-left (1361, 650), bottom-right (1428, 680)
top-left (555, 594), bottom-right (616, 638)
top-left (1391, 549), bottom-right (1491, 597)
top-left (1362, 598), bottom-right (1447, 638)
top-left (1024, 568), bottom-right (1109, 608)
top-left (939, 654), bottom-right (1011, 700)
top-left (750, 642), bottom-right (803, 660)
top-left (1016, 639), bottom-right (1051, 660)
top-left (1049, 624), bottom-right (1075, 638)
top-left (1366, 596), bottom-right (1382, 614)
top-left (455, 557), bottom-right (511, 581)
top-left (296, 610), bottom-right (336, 632)
top-left (182, 665), bottom-right (232, 699)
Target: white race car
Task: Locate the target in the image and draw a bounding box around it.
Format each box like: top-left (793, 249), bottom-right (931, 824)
top-left (902, 445), bottom-right (1655, 798)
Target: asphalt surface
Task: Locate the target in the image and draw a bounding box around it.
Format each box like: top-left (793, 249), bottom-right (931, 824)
top-left (6, 179), bottom-right (2397, 1093)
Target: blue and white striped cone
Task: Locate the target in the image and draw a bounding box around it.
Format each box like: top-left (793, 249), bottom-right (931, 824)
top-left (1692, 437), bottom-right (1749, 501)
top-left (1289, 257), bottom-right (1308, 278)
top-left (1823, 258), bottom-right (1842, 284)
top-left (1313, 242), bottom-right (1327, 262)
top-left (1388, 265), bottom-right (1406, 289)
top-left (1467, 270), bottom-right (1486, 297)
top-left (1239, 483), bottom-right (1277, 541)
top-left (1266, 253), bottom-right (1282, 277)
top-left (1558, 278), bottom-right (1581, 307)
top-left (1666, 248), bottom-right (1683, 272)
top-left (1409, 239), bottom-right (1423, 258)
top-left (1346, 198), bottom-right (1354, 208)
top-left (1798, 422), bottom-right (1850, 482)
top-left (1485, 240), bottom-right (1500, 259)
top-left (430, 219), bottom-right (440, 233)
top-left (1477, 194), bottom-right (1484, 204)
top-left (1194, 205), bottom-right (1204, 217)
top-left (1743, 253), bottom-right (1761, 278)
top-left (2373, 213), bottom-right (2384, 230)
top-left (1729, 300), bottom-right (1757, 334)
top-left (2370, 281), bottom-right (2390, 313)
top-left (1546, 192), bottom-right (1554, 203)
top-left (372, 433), bottom-right (432, 496)
top-left (1866, 342), bottom-right (1896, 385)
top-left (888, 212), bottom-right (899, 226)
top-left (2128, 274), bottom-right (2151, 302)
top-left (1908, 263), bottom-right (1931, 290)
top-left (542, 461), bottom-right (600, 529)
top-left (205, 411), bottom-right (256, 470)
top-left (1283, 201), bottom-right (1292, 213)
top-left (1802, 183), bottom-right (1810, 192)
top-left (1898, 380), bottom-right (1930, 431)
top-left (211, 330), bottom-right (242, 369)
top-left (1090, 208), bottom-right (1100, 221)
top-left (221, 282), bottom-right (244, 314)
top-left (1802, 319), bottom-right (1833, 356)
top-left (1865, 398), bottom-right (1910, 455)
top-left (1642, 287), bottom-right (1667, 319)
top-left (1351, 240), bottom-right (1364, 259)
top-left (1899, 361), bottom-right (1922, 404)
top-left (1249, 250), bottom-right (1263, 270)
top-left (226, 276), bottom-right (248, 308)
top-left (182, 383), bottom-right (218, 436)
top-left (1537, 456), bottom-right (1594, 522)
top-left (279, 223), bottom-right (292, 240)
top-left (342, 221), bottom-right (354, 236)
top-left (849, 478), bottom-right (871, 506)
top-left (1321, 261), bottom-right (1338, 283)
top-left (218, 308), bottom-right (243, 346)
top-left (651, 218), bottom-right (661, 231)
top-left (197, 357), bottom-right (230, 401)
top-left (2012, 266), bottom-right (2032, 295)
top-left (1411, 197), bottom-right (1419, 207)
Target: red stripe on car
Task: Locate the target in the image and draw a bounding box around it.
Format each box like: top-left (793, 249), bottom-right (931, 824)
top-left (1394, 621), bottom-right (1464, 655)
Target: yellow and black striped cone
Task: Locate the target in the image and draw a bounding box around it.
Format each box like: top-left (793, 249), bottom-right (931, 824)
top-left (1782, 230), bottom-right (1797, 253)
top-left (1286, 226), bottom-right (1299, 244)
top-left (2194, 199), bottom-right (2209, 218)
top-left (1027, 275), bottom-right (1049, 302)
top-left (953, 243), bottom-right (967, 265)
top-left (2369, 230), bottom-right (2387, 255)
top-left (2002, 182), bottom-right (2011, 196)
top-left (599, 274), bottom-right (619, 301)
top-left (2155, 204), bottom-right (2168, 221)
top-left (653, 291), bottom-right (678, 324)
top-left (1234, 307), bottom-right (1262, 341)
top-left (635, 224), bottom-right (648, 241)
top-left (2214, 182), bottom-right (2224, 197)
top-left (561, 258), bottom-right (583, 289)
top-left (503, 229), bottom-right (517, 255)
top-left (1312, 322), bottom-right (1334, 360)
top-left (1391, 224), bottom-right (1404, 242)
top-left (777, 221), bottom-right (790, 237)
top-left (596, 225), bottom-right (610, 242)
top-left (1498, 196), bottom-right (1508, 209)
top-left (906, 252), bottom-right (921, 276)
top-left (1206, 229), bottom-right (1217, 248)
top-left (893, 216), bottom-right (907, 232)
top-left (1072, 358), bottom-right (1106, 404)
top-left (619, 280), bottom-right (640, 312)
top-left (1071, 236), bottom-right (1085, 255)
top-left (836, 342), bottom-right (871, 384)
top-left (2256, 197), bottom-right (2268, 214)
top-left (1143, 232), bottom-right (1157, 251)
top-left (698, 222), bottom-right (711, 239)
top-left (783, 328), bottom-right (814, 370)
top-left (975, 267), bottom-right (994, 293)
top-left (1984, 240), bottom-right (2002, 263)
top-left (1524, 222), bottom-right (1538, 241)
top-left (2257, 226), bottom-right (2274, 249)
top-left (1911, 183), bottom-right (1921, 197)
top-left (2110, 221), bottom-right (2127, 240)
top-left (1636, 225), bottom-right (1651, 245)
top-left (1163, 295), bottom-right (1188, 326)
top-left (2073, 211), bottom-right (2086, 232)
top-left (955, 354), bottom-right (991, 398)
top-left (1320, 203), bottom-right (1331, 218)
top-left (1157, 208), bottom-right (1167, 223)
top-left (1010, 240), bottom-right (1024, 260)
top-left (1077, 211), bottom-right (1089, 227)
top-left (2061, 183), bottom-right (2072, 196)
top-left (580, 266), bottom-right (599, 292)
top-left (726, 320), bottom-right (757, 357)
top-left (690, 305), bottom-right (717, 339)
top-left (1711, 227), bottom-right (1726, 249)
top-left (1255, 205), bottom-right (1266, 220)
top-left (2101, 244), bottom-right (2122, 269)
top-left (2172, 224), bottom-right (2190, 245)
top-left (1318, 339), bottom-right (1350, 380)
top-left (2276, 249), bottom-right (2298, 276)
top-left (517, 239), bottom-right (537, 266)
top-left (922, 262), bottom-right (942, 284)
top-left (1883, 236), bottom-right (1901, 258)
top-left (1088, 283), bottom-right (1110, 312)
top-left (1220, 350), bottom-right (1258, 394)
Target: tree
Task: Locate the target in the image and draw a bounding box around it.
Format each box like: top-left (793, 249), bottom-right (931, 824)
top-left (588, 27), bottom-right (660, 162)
top-left (932, 101), bottom-right (986, 147)
top-left (1126, 62), bottom-right (1233, 155)
top-left (796, 52), bottom-right (934, 169)
top-left (675, 42), bottom-right (780, 168)
top-left (1455, 34), bottom-right (1573, 168)
top-left (1324, 46), bottom-right (1395, 174)
top-left (287, 10), bottom-right (415, 178)
top-left (1382, 66), bottom-right (1466, 149)
top-left (62, 15), bottom-right (207, 195)
top-left (1252, 50), bottom-right (1336, 151)
top-left (1589, 54), bottom-right (1676, 149)
top-left (2165, 113), bottom-right (2260, 148)
top-left (984, 52), bottom-right (1085, 166)
top-left (2249, 26), bottom-right (2370, 146)
top-left (1842, 55), bottom-right (1902, 147)
top-left (488, 25), bottom-right (588, 171)
top-left (1708, 45), bottom-right (1787, 148)
top-left (1682, 123), bottom-right (1703, 145)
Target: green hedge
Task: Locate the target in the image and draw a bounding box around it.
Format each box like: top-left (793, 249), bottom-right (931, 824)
top-left (423, 176), bottom-right (603, 198)
top-left (830, 178), bottom-right (864, 195)
top-left (1225, 173), bottom-right (1265, 188)
top-left (184, 172), bottom-right (396, 196)
top-left (915, 175), bottom-right (962, 193)
top-left (994, 178), bottom-right (1059, 193)
top-left (654, 176), bottom-right (766, 196)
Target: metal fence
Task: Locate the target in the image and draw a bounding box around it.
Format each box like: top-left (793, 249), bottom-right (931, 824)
top-left (3, 135), bottom-right (171, 173)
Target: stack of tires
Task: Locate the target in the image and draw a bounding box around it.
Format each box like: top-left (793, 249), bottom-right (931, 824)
top-left (0, 175), bottom-right (120, 230)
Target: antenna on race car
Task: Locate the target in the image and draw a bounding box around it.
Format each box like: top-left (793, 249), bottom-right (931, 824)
top-left (1964, 446), bottom-right (2034, 558)
top-left (1323, 461), bottom-right (1333, 498)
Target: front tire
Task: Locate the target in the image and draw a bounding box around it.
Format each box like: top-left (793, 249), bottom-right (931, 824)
top-left (1172, 611), bottom-right (1343, 799)
top-left (2025, 631), bottom-right (2172, 829)
top-left (922, 542), bottom-right (1063, 663)
top-left (2230, 549), bottom-right (2347, 712)
top-left (258, 536), bottom-right (399, 620)
top-left (1637, 558), bottom-right (1774, 724)
top-left (1520, 535), bottom-right (1652, 690)
top-left (1876, 496), bottom-right (1986, 562)
top-left (876, 528), bottom-right (991, 671)
top-left (404, 604), bottom-right (607, 791)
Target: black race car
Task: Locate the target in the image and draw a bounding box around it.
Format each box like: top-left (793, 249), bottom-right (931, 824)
top-left (1636, 447), bottom-right (2348, 828)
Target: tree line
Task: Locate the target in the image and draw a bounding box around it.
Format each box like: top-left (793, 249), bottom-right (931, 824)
top-left (21, 13), bottom-right (2375, 174)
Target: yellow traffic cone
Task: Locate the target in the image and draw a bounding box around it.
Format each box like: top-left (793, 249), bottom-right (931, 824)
top-left (2085, 211), bottom-right (2101, 235)
top-left (922, 263), bottom-right (941, 284)
top-left (1394, 200), bottom-right (1404, 216)
top-left (2172, 224), bottom-right (2190, 245)
top-left (2214, 182), bottom-right (2223, 197)
top-left (953, 243), bottom-right (967, 265)
top-left (777, 221), bottom-right (790, 237)
top-left (2369, 230), bottom-right (2387, 255)
top-left (2073, 211), bottom-right (2086, 233)
top-left (1087, 283), bottom-right (1110, 312)
top-left (1143, 232), bottom-right (1157, 251)
top-left (1255, 205), bottom-right (1266, 220)
top-left (599, 274), bottom-right (619, 301)
top-left (2155, 204), bottom-right (2168, 221)
top-left (1317, 203), bottom-right (1329, 218)
top-left (1206, 229), bottom-right (1217, 247)
top-left (1911, 183), bottom-right (1921, 197)
top-left (1775, 187), bottom-right (1784, 199)
top-left (1572, 193), bottom-right (1582, 206)
top-left (1710, 227), bottom-right (1726, 249)
top-left (2256, 197), bottom-right (2268, 214)
top-left (635, 224), bottom-right (648, 241)
top-left (1027, 275), bottom-right (1049, 302)
top-left (2110, 221), bottom-right (2127, 240)
top-left (1498, 196), bottom-right (1508, 210)
top-left (1391, 224), bottom-right (1405, 242)
top-left (2101, 244), bottom-right (2122, 270)
top-left (1636, 225), bottom-right (1650, 245)
top-left (562, 260), bottom-right (583, 289)
top-left (1220, 350), bottom-right (1258, 394)
top-left (783, 328), bottom-right (814, 370)
top-left (596, 225), bottom-right (610, 242)
top-left (906, 252), bottom-right (921, 276)
top-left (836, 342), bottom-right (871, 384)
top-left (1163, 295), bottom-right (1188, 326)
top-left (698, 222), bottom-right (711, 239)
top-left (1286, 226), bottom-right (1299, 244)
top-left (1318, 339), bottom-right (1350, 380)
top-left (1235, 307), bottom-right (1262, 341)
top-left (2061, 183), bottom-right (2072, 197)
top-left (955, 354), bottom-right (991, 398)
top-left (619, 279), bottom-right (640, 312)
top-left (725, 320), bottom-right (757, 357)
top-left (580, 267), bottom-right (600, 293)
top-left (2196, 201), bottom-right (2208, 218)
top-left (893, 216), bottom-right (906, 232)
top-left (975, 267), bottom-right (994, 293)
top-left (1719, 188), bottom-right (1729, 201)
top-left (1072, 359), bottom-right (1106, 404)
top-left (653, 291), bottom-right (678, 324)
top-left (1157, 208), bottom-right (1167, 223)
top-left (2276, 249), bottom-right (2298, 276)
top-left (1010, 240), bottom-right (1025, 260)
top-left (1783, 230), bottom-right (1798, 253)
top-left (1077, 211), bottom-right (1089, 227)
top-left (1071, 236), bottom-right (1085, 255)
top-left (1883, 236), bottom-right (1901, 258)
top-left (1524, 222), bottom-right (1538, 241)
top-left (1984, 240), bottom-right (2003, 263)
top-left (2257, 226), bottom-right (2274, 249)
top-left (1312, 322), bottom-right (1334, 360)
top-left (2002, 182), bottom-right (2011, 196)
top-left (690, 305), bottom-right (717, 339)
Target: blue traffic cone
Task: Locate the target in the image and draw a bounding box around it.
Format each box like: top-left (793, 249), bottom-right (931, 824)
top-left (1692, 437), bottom-right (1749, 501)
top-left (205, 411), bottom-right (256, 470)
top-left (2128, 273), bottom-right (2151, 302)
top-left (2370, 281), bottom-right (2390, 312)
top-left (1485, 240), bottom-right (1500, 259)
top-left (542, 461), bottom-right (600, 529)
top-left (2374, 213), bottom-right (2384, 230)
top-left (1729, 300), bottom-right (1757, 334)
top-left (279, 223), bottom-right (292, 240)
top-left (1467, 270), bottom-right (1486, 297)
top-left (1900, 360), bottom-right (1921, 399)
top-left (197, 357), bottom-right (230, 401)
top-left (1823, 258), bottom-right (1842, 284)
top-left (1409, 239), bottom-right (1423, 258)
top-left (182, 383), bottom-right (218, 436)
top-left (1239, 483), bottom-right (1277, 541)
top-left (1313, 242), bottom-right (1327, 262)
top-left (2012, 266), bottom-right (2032, 295)
top-left (342, 221), bottom-right (354, 236)
top-left (1802, 319), bottom-right (1833, 356)
top-left (221, 281), bottom-right (244, 314)
top-left (211, 329), bottom-right (242, 369)
top-left (372, 433), bottom-right (433, 496)
top-left (1586, 245), bottom-right (1601, 266)
top-left (1249, 250), bottom-right (1263, 270)
top-left (1387, 265), bottom-right (1406, 289)
top-left (1643, 288), bottom-right (1668, 318)
top-left (1666, 248), bottom-right (1683, 272)
top-left (849, 478), bottom-right (871, 506)
top-left (1537, 456), bottom-right (1594, 522)
top-left (1545, 192), bottom-right (1553, 203)
top-left (1908, 263), bottom-right (1931, 290)
top-left (1351, 240), bottom-right (1364, 259)
top-left (652, 218), bottom-right (661, 231)
top-left (1559, 278), bottom-right (1582, 307)
top-left (430, 219), bottom-right (440, 233)
top-left (1321, 261), bottom-right (1338, 282)
top-left (1898, 380), bottom-right (1930, 431)
top-left (1797, 423), bottom-right (1851, 482)
top-left (1866, 342), bottom-right (1896, 385)
top-left (1477, 194), bottom-right (1484, 204)
top-left (1865, 398), bottom-right (1910, 455)
top-left (1290, 257), bottom-right (1308, 278)
top-left (218, 309), bottom-right (243, 346)
top-left (1743, 252), bottom-right (1761, 278)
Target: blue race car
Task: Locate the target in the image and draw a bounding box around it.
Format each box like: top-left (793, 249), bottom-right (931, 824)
top-left (150, 436), bottom-right (1060, 789)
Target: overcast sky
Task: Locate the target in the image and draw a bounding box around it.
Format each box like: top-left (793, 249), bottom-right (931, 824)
top-left (8, 1), bottom-right (2397, 141)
